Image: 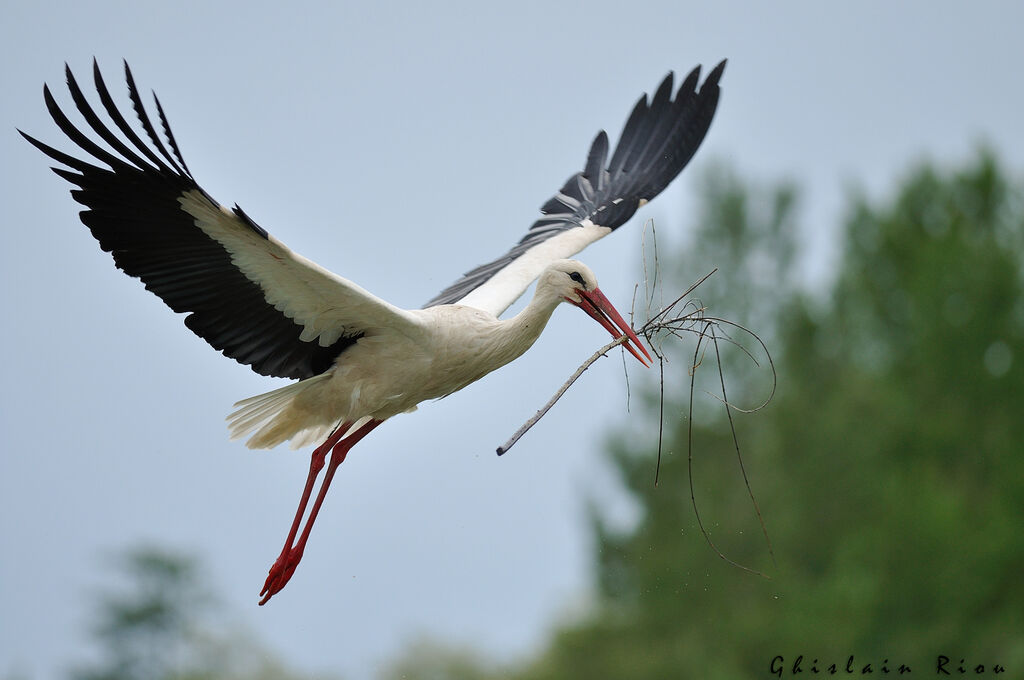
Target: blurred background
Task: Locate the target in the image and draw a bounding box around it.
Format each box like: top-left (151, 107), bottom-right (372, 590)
top-left (2, 2), bottom-right (1022, 679)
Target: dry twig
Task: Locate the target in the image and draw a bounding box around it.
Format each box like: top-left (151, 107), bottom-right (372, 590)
top-left (496, 223), bottom-right (777, 575)
top-left (496, 335), bottom-right (628, 456)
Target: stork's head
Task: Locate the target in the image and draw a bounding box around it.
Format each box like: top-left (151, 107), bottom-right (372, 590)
top-left (541, 259), bottom-right (652, 367)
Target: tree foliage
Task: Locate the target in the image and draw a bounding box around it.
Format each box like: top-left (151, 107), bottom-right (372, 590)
top-left (515, 151), bottom-right (1024, 678)
top-left (70, 546), bottom-right (341, 680)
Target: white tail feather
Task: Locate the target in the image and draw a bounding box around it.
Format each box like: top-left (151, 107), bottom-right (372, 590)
top-left (227, 374), bottom-right (333, 449)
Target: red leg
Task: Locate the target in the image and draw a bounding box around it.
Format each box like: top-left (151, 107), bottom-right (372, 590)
top-left (279, 424), bottom-right (349, 557)
top-left (259, 418), bottom-right (382, 605)
top-left (258, 422), bottom-right (348, 596)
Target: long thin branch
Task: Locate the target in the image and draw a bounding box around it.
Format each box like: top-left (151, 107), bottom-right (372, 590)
top-left (496, 335), bottom-right (627, 455)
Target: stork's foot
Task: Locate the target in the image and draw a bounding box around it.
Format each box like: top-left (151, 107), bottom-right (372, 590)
top-left (259, 546), bottom-right (304, 605)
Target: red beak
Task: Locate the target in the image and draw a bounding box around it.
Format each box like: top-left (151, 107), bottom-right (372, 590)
top-left (570, 287), bottom-right (653, 367)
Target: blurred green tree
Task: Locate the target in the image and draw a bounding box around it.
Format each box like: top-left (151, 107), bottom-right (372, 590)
top-left (377, 638), bottom-right (494, 680)
top-left (72, 548), bottom-right (208, 680)
top-left (71, 546), bottom-right (341, 680)
top-left (516, 151), bottom-right (1024, 678)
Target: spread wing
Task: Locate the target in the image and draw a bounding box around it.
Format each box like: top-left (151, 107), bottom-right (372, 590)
top-left (424, 60), bottom-right (726, 316)
top-left (22, 60), bottom-right (421, 381)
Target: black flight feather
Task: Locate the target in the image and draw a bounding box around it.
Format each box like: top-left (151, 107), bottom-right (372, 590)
top-left (22, 61), bottom-right (356, 380)
top-left (424, 60), bottom-right (726, 308)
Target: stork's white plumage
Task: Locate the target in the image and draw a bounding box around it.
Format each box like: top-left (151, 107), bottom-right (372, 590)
top-left (23, 59), bottom-right (725, 603)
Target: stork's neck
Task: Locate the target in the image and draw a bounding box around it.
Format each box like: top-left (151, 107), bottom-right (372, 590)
top-left (492, 283), bottom-right (565, 365)
top-left (443, 283), bottom-right (566, 381)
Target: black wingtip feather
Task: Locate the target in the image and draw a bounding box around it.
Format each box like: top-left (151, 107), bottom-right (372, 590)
top-left (123, 61), bottom-right (187, 176)
top-left (678, 64), bottom-right (701, 96)
top-left (652, 71), bottom-right (675, 108)
top-left (154, 92), bottom-right (191, 176)
top-left (19, 127), bottom-right (92, 175)
top-left (607, 94), bottom-right (648, 178)
top-left (582, 130), bottom-right (609, 186)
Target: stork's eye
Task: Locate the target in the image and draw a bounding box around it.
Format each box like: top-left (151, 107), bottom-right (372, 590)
top-left (568, 271), bottom-right (586, 287)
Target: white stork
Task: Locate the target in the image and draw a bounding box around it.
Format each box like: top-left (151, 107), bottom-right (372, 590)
top-left (22, 59), bottom-right (725, 604)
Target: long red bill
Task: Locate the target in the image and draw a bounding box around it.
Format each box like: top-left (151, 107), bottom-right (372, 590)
top-left (572, 287), bottom-right (653, 367)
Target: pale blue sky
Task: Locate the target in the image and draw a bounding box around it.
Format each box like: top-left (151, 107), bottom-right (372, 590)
top-left (3, 2), bottom-right (1023, 678)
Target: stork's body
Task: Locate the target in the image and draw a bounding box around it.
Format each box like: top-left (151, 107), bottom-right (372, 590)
top-left (230, 260), bottom-right (640, 452)
top-left (23, 59), bottom-right (725, 603)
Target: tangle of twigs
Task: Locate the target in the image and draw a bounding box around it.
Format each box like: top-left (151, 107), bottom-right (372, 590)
top-left (496, 221), bottom-right (777, 576)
